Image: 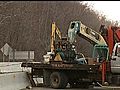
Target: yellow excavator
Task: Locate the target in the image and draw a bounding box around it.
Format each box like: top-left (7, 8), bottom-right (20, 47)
top-left (49, 21), bottom-right (108, 63)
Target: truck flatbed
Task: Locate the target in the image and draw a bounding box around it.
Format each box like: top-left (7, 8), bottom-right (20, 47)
top-left (21, 62), bottom-right (100, 71)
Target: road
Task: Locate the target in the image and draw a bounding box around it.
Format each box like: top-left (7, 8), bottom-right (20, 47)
top-left (22, 80), bottom-right (120, 90)
top-left (24, 87), bottom-right (101, 90)
top-left (23, 86), bottom-right (120, 90)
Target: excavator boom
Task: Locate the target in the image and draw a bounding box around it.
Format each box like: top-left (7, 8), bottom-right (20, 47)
top-left (51, 22), bottom-right (62, 53)
top-left (68, 21), bottom-right (107, 46)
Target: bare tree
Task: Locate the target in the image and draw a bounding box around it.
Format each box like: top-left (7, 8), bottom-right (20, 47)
top-left (0, 1), bottom-right (116, 61)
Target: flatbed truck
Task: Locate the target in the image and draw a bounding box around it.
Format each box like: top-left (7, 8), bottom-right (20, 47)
top-left (21, 61), bottom-right (100, 88)
top-left (21, 21), bottom-right (109, 89)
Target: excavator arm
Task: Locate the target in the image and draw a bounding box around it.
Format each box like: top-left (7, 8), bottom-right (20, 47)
top-left (68, 21), bottom-right (107, 46)
top-left (51, 22), bottom-right (62, 53)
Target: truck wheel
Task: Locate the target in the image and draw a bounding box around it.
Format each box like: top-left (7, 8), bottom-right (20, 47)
top-left (50, 72), bottom-right (68, 89)
top-left (43, 70), bottom-right (51, 87)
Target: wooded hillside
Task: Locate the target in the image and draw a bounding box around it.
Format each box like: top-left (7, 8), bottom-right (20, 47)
top-left (0, 1), bottom-right (114, 61)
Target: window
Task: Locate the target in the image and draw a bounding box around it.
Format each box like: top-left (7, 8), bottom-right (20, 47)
top-left (117, 45), bottom-right (120, 54)
top-left (71, 23), bottom-right (75, 29)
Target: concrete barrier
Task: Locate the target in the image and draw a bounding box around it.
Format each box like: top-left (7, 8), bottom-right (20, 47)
top-left (0, 71), bottom-right (31, 90)
top-left (0, 62), bottom-right (31, 73)
top-left (0, 62), bottom-right (23, 73)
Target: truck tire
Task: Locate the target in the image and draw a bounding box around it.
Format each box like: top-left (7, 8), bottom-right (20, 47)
top-left (43, 69), bottom-right (51, 87)
top-left (50, 72), bottom-right (68, 89)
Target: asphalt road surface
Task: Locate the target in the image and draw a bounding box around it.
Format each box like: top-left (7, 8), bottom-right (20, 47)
top-left (24, 87), bottom-right (102, 90)
top-left (23, 86), bottom-right (120, 90)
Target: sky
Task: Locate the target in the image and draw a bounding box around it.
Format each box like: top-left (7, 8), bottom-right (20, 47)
top-left (83, 1), bottom-right (120, 24)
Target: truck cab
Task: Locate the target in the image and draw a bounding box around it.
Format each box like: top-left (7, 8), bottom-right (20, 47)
top-left (111, 43), bottom-right (120, 73)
